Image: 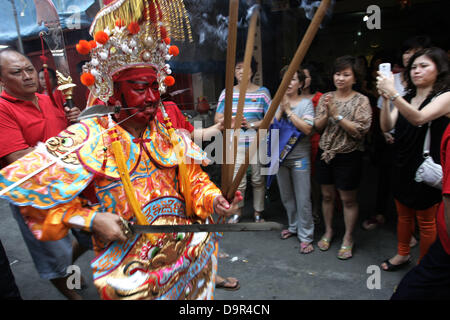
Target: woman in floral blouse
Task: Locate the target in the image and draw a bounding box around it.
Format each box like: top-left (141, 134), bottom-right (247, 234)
top-left (313, 55), bottom-right (372, 260)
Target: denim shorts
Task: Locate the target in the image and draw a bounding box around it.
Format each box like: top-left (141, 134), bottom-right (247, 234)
top-left (10, 204), bottom-right (74, 280)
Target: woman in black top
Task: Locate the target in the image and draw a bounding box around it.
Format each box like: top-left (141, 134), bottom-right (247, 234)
top-left (377, 47), bottom-right (450, 271)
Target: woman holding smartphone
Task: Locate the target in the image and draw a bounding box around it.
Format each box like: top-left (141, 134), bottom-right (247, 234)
top-left (376, 47), bottom-right (450, 271)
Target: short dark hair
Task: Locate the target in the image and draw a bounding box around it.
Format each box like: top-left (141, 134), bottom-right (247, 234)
top-left (235, 54), bottom-right (258, 76)
top-left (332, 55), bottom-right (362, 89)
top-left (301, 62), bottom-right (324, 94)
top-left (279, 65), bottom-right (306, 83)
top-left (404, 47), bottom-right (450, 99)
top-left (39, 67), bottom-right (56, 80)
top-left (401, 35), bottom-right (432, 54)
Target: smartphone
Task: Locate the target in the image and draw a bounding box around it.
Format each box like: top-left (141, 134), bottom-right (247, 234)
top-left (379, 63), bottom-right (391, 77)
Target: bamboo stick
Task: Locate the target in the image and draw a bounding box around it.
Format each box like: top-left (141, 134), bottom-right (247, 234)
top-left (221, 0), bottom-right (239, 194)
top-left (226, 0), bottom-right (331, 200)
top-left (229, 10), bottom-right (260, 191)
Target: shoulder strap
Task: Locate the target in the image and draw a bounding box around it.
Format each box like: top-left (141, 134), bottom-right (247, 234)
top-left (423, 122), bottom-right (431, 156)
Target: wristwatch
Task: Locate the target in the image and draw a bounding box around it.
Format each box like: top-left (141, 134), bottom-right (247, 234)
top-left (334, 115), bottom-right (344, 123)
top-left (390, 92), bottom-right (401, 101)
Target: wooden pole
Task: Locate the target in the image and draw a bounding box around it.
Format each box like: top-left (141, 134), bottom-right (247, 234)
top-left (227, 10), bottom-right (259, 194)
top-left (226, 0), bottom-right (331, 200)
top-left (221, 0), bottom-right (239, 193)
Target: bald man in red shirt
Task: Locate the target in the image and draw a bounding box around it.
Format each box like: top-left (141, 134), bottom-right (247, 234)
top-left (0, 48), bottom-right (83, 300)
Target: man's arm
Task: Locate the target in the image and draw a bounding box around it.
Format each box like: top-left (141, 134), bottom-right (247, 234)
top-left (3, 147), bottom-right (34, 165)
top-left (444, 195), bottom-right (450, 239)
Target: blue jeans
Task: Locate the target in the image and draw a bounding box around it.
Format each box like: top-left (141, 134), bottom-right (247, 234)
top-left (10, 204), bottom-right (73, 280)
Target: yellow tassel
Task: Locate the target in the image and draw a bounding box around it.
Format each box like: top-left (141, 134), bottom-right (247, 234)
top-left (110, 130), bottom-right (157, 243)
top-left (166, 126), bottom-right (193, 217)
top-left (91, 0), bottom-right (192, 42)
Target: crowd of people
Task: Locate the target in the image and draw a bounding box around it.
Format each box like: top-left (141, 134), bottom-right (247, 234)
top-left (0, 4), bottom-right (449, 300)
top-left (211, 35), bottom-right (450, 298)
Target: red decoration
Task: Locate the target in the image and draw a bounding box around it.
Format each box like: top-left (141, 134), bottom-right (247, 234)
top-left (89, 40), bottom-right (97, 49)
top-left (127, 22), bottom-right (140, 35)
top-left (81, 72), bottom-right (95, 86)
top-left (168, 45), bottom-right (179, 57)
top-left (94, 31), bottom-right (109, 45)
top-left (160, 26), bottom-right (167, 40)
top-left (164, 76), bottom-right (175, 87)
top-left (197, 97), bottom-right (210, 114)
top-left (164, 37), bottom-right (171, 45)
top-left (76, 40), bottom-right (91, 55)
top-left (148, 1), bottom-right (158, 23)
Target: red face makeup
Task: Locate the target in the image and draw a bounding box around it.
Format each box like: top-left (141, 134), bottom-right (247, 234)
top-left (113, 70), bottom-right (160, 125)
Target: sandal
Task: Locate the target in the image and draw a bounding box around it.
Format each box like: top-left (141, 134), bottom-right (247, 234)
top-left (254, 212), bottom-right (264, 223)
top-left (280, 229), bottom-right (296, 240)
top-left (337, 244), bottom-right (353, 260)
top-left (228, 214), bottom-right (241, 224)
top-left (381, 258), bottom-right (411, 272)
top-left (300, 242), bottom-right (314, 254)
top-left (317, 237), bottom-right (332, 251)
top-left (215, 277), bottom-right (240, 291)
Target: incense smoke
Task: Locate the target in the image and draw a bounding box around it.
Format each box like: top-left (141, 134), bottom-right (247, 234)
top-left (298, 0), bottom-right (336, 23)
top-left (184, 0), bottom-right (266, 51)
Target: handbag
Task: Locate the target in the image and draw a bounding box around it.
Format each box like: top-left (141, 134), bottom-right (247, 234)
top-left (414, 122), bottom-right (442, 189)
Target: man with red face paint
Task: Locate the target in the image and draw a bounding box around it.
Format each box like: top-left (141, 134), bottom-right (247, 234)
top-left (0, 64), bottom-right (243, 300)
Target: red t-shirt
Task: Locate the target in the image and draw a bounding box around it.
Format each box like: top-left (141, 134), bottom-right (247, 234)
top-left (41, 89), bottom-right (66, 112)
top-left (0, 91), bottom-right (69, 167)
top-left (157, 101), bottom-right (194, 133)
top-left (438, 123), bottom-right (450, 255)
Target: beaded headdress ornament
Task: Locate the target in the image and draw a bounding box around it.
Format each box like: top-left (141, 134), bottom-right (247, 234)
top-left (77, 0), bottom-right (192, 103)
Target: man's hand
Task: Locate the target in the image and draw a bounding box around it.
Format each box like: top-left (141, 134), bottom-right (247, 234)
top-left (64, 106), bottom-right (81, 123)
top-left (92, 211), bottom-right (128, 244)
top-left (213, 191), bottom-right (243, 217)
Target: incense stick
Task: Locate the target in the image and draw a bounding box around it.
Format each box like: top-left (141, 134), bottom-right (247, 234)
top-left (221, 0), bottom-right (239, 195)
top-left (230, 10), bottom-right (260, 181)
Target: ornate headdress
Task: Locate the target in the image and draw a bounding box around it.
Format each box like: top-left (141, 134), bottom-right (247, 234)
top-left (77, 0), bottom-right (192, 102)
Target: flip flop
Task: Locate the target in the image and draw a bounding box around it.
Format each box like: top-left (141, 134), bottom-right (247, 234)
top-left (381, 258), bottom-right (411, 272)
top-left (337, 244), bottom-right (353, 260)
top-left (300, 242), bottom-right (314, 254)
top-left (280, 229), bottom-right (296, 240)
top-left (215, 277), bottom-right (240, 291)
top-left (318, 237), bottom-right (332, 251)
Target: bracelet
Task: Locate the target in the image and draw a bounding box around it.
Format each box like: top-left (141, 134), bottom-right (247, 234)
top-left (389, 92), bottom-right (400, 101)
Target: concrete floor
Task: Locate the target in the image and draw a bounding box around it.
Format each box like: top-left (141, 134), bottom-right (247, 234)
top-left (0, 156), bottom-right (416, 300)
